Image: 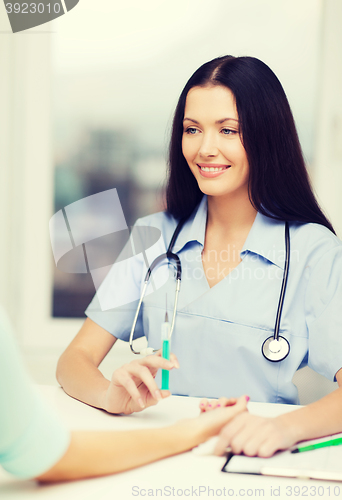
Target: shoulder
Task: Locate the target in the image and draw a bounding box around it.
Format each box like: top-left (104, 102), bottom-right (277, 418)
top-left (134, 210), bottom-right (179, 246)
top-left (135, 210), bottom-right (175, 227)
top-left (290, 222), bottom-right (342, 266)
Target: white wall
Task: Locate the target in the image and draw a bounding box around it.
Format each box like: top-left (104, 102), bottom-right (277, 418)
top-left (313, 0), bottom-right (342, 236)
top-left (0, 12), bottom-right (83, 350)
top-left (291, 0), bottom-right (342, 405)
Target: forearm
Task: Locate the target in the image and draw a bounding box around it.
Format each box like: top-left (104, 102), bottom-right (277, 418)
top-left (277, 386), bottom-right (342, 443)
top-left (37, 420), bottom-right (205, 482)
top-left (56, 350), bottom-right (109, 410)
top-left (36, 396), bottom-right (248, 482)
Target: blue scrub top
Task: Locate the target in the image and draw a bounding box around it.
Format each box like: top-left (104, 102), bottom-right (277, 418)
top-left (0, 306), bottom-right (70, 478)
top-left (86, 196), bottom-right (342, 404)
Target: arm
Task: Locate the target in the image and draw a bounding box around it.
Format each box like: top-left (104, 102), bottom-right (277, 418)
top-left (212, 368), bottom-right (342, 457)
top-left (272, 368), bottom-right (342, 448)
top-left (57, 318), bottom-right (178, 414)
top-left (56, 318), bottom-right (116, 410)
top-left (36, 395), bottom-right (248, 482)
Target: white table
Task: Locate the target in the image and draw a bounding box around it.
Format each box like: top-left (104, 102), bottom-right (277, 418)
top-left (0, 386), bottom-right (340, 500)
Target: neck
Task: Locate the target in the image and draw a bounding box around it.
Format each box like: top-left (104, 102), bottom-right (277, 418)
top-left (206, 191), bottom-right (257, 237)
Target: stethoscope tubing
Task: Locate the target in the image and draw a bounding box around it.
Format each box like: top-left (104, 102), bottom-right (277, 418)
top-left (261, 221), bottom-right (290, 362)
top-left (129, 250), bottom-right (182, 354)
top-left (129, 218), bottom-right (290, 362)
top-left (273, 222), bottom-right (290, 341)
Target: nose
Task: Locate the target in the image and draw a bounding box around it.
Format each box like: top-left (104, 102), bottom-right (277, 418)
top-left (198, 132), bottom-right (219, 158)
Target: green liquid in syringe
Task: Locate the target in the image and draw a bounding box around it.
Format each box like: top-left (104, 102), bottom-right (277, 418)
top-left (161, 339), bottom-right (170, 390)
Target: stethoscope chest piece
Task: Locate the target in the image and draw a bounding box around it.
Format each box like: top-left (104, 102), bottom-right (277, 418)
top-left (262, 336), bottom-right (290, 362)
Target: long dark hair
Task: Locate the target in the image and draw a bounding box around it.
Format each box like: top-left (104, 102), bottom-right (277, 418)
top-left (166, 56), bottom-right (335, 234)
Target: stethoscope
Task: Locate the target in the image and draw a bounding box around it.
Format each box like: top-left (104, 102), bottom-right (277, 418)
top-left (129, 219), bottom-right (291, 363)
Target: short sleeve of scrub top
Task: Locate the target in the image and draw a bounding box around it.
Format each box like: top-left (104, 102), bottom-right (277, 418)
top-left (0, 306), bottom-right (70, 479)
top-left (304, 239), bottom-right (342, 381)
top-left (85, 196), bottom-right (342, 404)
top-left (85, 211), bottom-right (176, 341)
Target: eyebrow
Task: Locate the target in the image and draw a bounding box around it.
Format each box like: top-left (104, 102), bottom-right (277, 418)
top-left (183, 117), bottom-right (239, 124)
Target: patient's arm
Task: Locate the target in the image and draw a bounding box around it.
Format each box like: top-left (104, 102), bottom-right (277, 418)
top-left (36, 396), bottom-right (248, 482)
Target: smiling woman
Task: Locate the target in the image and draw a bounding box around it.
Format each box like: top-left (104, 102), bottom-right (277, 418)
top-left (57, 55), bottom-right (342, 459)
top-left (181, 85), bottom-right (253, 287)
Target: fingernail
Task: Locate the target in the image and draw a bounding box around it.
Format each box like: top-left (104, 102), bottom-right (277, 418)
top-left (155, 390), bottom-right (162, 401)
top-left (245, 396), bottom-right (250, 402)
top-left (173, 361), bottom-right (180, 369)
top-left (217, 404), bottom-right (221, 407)
top-left (200, 402), bottom-right (205, 407)
top-left (138, 398), bottom-right (145, 408)
top-left (208, 404), bottom-right (212, 408)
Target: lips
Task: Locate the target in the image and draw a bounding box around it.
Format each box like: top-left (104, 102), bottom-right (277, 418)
top-left (197, 163), bottom-right (231, 178)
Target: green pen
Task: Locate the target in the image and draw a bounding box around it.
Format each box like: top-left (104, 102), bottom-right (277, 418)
top-left (161, 300), bottom-right (171, 391)
top-left (291, 436), bottom-right (342, 453)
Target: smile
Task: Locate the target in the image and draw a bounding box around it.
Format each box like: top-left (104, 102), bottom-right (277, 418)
top-left (200, 166), bottom-right (229, 172)
top-left (197, 164), bottom-right (231, 178)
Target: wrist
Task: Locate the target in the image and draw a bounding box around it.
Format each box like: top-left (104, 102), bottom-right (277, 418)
top-left (175, 416), bottom-right (218, 447)
top-left (275, 411), bottom-right (306, 444)
top-left (171, 419), bottom-right (207, 450)
top-left (98, 382), bottom-right (111, 411)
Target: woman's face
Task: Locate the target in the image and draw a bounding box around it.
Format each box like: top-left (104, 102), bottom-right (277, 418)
top-left (182, 85), bottom-right (249, 200)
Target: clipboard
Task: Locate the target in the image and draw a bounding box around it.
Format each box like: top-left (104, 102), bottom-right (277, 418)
top-left (222, 437), bottom-right (342, 482)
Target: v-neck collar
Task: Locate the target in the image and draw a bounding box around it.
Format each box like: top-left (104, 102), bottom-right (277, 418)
top-left (171, 195), bottom-right (287, 269)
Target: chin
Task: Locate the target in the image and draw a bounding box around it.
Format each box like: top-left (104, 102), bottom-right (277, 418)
top-left (196, 182), bottom-right (233, 198)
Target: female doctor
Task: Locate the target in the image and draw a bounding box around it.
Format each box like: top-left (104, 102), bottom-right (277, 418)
top-left (57, 56), bottom-right (342, 457)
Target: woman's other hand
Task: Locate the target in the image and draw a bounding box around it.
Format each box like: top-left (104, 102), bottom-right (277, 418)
top-left (102, 352), bottom-right (179, 414)
top-left (214, 412), bottom-right (299, 457)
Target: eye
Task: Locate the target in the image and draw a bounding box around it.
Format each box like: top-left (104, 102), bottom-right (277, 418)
top-left (221, 128), bottom-right (237, 135)
top-left (184, 127), bottom-right (199, 135)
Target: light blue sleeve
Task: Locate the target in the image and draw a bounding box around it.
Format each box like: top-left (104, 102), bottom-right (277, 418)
top-left (0, 306), bottom-right (70, 479)
top-left (85, 214), bottom-right (169, 341)
top-left (305, 246), bottom-right (342, 381)
top-left (85, 230), bottom-right (145, 341)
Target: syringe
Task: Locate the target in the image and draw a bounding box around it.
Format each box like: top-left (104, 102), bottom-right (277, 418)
top-left (161, 300), bottom-right (171, 391)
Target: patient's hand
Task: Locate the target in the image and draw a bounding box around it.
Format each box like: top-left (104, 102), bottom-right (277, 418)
top-left (193, 395), bottom-right (249, 442)
top-left (199, 396), bottom-right (239, 412)
top-left (102, 352), bottom-right (179, 415)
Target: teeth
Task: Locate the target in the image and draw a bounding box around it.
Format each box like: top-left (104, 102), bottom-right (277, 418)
top-left (200, 166), bottom-right (228, 172)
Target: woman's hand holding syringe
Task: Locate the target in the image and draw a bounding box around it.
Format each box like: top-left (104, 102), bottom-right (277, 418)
top-left (101, 352), bottom-right (179, 415)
